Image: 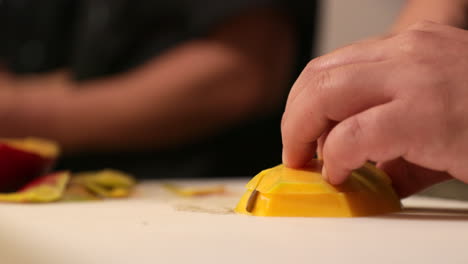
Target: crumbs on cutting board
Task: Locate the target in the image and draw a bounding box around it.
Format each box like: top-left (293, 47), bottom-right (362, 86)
top-left (162, 183), bottom-right (227, 197)
top-left (174, 204), bottom-right (234, 215)
top-left (153, 182), bottom-right (242, 215)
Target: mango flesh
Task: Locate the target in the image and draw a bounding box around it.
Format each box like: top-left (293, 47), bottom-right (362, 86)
top-left (235, 160), bottom-right (402, 217)
top-left (0, 169), bottom-right (136, 203)
top-left (0, 138), bottom-right (59, 192)
top-left (0, 171), bottom-right (69, 203)
top-left (72, 170), bottom-right (136, 198)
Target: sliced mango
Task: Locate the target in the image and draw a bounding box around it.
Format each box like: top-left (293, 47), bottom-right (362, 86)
top-left (0, 171), bottom-right (69, 203)
top-left (235, 160), bottom-right (402, 217)
top-left (72, 169), bottom-right (136, 198)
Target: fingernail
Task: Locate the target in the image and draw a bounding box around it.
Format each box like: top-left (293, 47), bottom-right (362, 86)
top-left (322, 165), bottom-right (328, 181)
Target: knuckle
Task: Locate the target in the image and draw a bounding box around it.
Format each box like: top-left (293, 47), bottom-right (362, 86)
top-left (302, 59), bottom-right (320, 77)
top-left (341, 116), bottom-right (365, 146)
top-left (313, 70), bottom-right (333, 97)
top-left (407, 20), bottom-right (438, 31)
top-left (324, 117), bottom-right (366, 170)
top-left (303, 53), bottom-right (335, 75)
top-left (396, 29), bottom-right (433, 55)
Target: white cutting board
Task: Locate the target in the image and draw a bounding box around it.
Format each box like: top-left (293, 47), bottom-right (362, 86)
top-left (1, 179), bottom-right (468, 264)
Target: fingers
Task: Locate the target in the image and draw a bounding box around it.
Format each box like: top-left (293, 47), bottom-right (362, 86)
top-left (285, 37), bottom-right (393, 113)
top-left (320, 102), bottom-right (451, 193)
top-left (316, 121), bottom-right (337, 160)
top-left (322, 101), bottom-right (410, 185)
top-left (378, 158), bottom-right (451, 198)
top-left (306, 36), bottom-right (392, 72)
top-left (285, 22), bottom-right (468, 117)
top-left (281, 61), bottom-right (395, 168)
top-left (283, 21), bottom-right (464, 190)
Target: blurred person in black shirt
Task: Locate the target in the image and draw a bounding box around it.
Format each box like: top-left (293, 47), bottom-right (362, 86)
top-left (0, 0), bottom-right (317, 178)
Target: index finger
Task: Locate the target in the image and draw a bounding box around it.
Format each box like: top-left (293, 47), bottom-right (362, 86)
top-left (281, 61), bottom-right (395, 168)
top-left (285, 36), bottom-right (392, 113)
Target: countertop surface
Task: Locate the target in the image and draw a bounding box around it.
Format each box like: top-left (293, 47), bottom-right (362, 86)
top-left (1, 179), bottom-right (468, 264)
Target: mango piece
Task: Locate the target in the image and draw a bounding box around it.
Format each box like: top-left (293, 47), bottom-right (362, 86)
top-left (0, 138), bottom-right (59, 192)
top-left (61, 183), bottom-right (100, 201)
top-left (0, 169), bottom-right (135, 203)
top-left (72, 169), bottom-right (136, 198)
top-left (235, 160), bottom-right (402, 217)
top-left (0, 171), bottom-right (69, 203)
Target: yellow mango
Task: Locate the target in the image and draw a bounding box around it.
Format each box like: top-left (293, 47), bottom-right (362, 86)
top-left (0, 171), bottom-right (69, 203)
top-left (235, 160), bottom-right (401, 217)
top-left (72, 169), bottom-right (136, 198)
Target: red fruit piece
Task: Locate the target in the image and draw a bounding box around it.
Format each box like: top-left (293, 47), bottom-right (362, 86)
top-left (0, 171), bottom-right (69, 203)
top-left (0, 138), bottom-right (59, 192)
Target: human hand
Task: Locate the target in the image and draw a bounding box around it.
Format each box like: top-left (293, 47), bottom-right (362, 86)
top-left (391, 0), bottom-right (468, 33)
top-left (281, 21), bottom-right (468, 197)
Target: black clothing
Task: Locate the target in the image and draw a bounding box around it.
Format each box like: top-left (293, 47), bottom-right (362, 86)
top-left (0, 0), bottom-right (319, 178)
